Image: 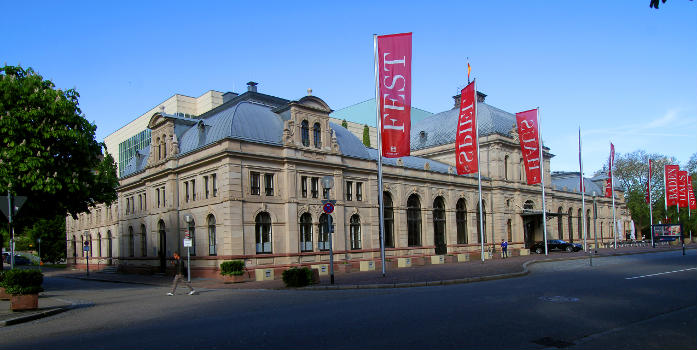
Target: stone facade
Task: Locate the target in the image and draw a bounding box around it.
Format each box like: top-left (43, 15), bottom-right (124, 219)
top-left (66, 88), bottom-right (631, 277)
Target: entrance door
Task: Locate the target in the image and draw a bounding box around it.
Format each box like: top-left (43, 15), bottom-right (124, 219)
top-left (158, 221), bottom-right (167, 273)
top-left (433, 197), bottom-right (447, 255)
top-left (524, 219), bottom-right (536, 249)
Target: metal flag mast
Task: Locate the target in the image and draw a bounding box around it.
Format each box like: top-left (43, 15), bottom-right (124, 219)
top-left (538, 108), bottom-right (548, 255)
top-left (579, 127), bottom-right (587, 252)
top-left (373, 34), bottom-right (386, 277)
top-left (473, 79), bottom-right (485, 262)
top-left (611, 142), bottom-right (617, 249)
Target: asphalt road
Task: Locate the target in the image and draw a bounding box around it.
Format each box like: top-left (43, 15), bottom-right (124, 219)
top-left (0, 250), bottom-right (694, 349)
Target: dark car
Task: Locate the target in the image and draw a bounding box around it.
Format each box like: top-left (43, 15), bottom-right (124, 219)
top-left (13, 255), bottom-right (32, 265)
top-left (532, 239), bottom-right (582, 254)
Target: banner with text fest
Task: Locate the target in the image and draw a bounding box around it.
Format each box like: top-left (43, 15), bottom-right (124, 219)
top-left (456, 80), bottom-right (478, 175)
top-left (665, 165), bottom-right (679, 206)
top-left (377, 33), bottom-right (412, 158)
top-left (515, 108), bottom-right (542, 185)
top-left (689, 176), bottom-right (696, 210)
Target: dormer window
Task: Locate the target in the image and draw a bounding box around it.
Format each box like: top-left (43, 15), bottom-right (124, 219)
top-left (301, 120), bottom-right (310, 146)
top-left (313, 122), bottom-right (321, 148)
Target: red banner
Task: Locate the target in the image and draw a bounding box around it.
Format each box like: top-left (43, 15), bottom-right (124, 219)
top-left (515, 109), bottom-right (541, 185)
top-left (378, 33), bottom-right (412, 158)
top-left (678, 170), bottom-right (689, 208)
top-left (456, 81), bottom-right (478, 174)
top-left (665, 165), bottom-right (679, 206)
top-left (688, 176), bottom-right (696, 210)
top-left (646, 159), bottom-right (652, 203)
top-left (605, 143), bottom-right (615, 198)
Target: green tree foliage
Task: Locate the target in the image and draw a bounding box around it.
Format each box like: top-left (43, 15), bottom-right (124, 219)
top-left (362, 124), bottom-right (371, 147)
top-left (341, 119), bottom-right (348, 129)
top-left (0, 65), bottom-right (118, 261)
top-left (650, 0), bottom-right (694, 9)
top-left (22, 215), bottom-right (66, 264)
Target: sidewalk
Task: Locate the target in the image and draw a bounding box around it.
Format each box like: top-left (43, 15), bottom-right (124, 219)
top-left (0, 242), bottom-right (692, 326)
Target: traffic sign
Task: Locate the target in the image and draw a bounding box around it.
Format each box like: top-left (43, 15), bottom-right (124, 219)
top-left (323, 202), bottom-right (334, 214)
top-left (183, 238), bottom-right (193, 247)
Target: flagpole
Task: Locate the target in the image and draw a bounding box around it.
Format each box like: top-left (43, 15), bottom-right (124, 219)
top-left (579, 127), bottom-right (587, 252)
top-left (611, 143), bottom-right (617, 249)
top-left (538, 107), bottom-right (548, 255)
top-left (373, 34), bottom-right (386, 277)
top-left (473, 80), bottom-right (485, 262)
top-left (649, 158), bottom-right (654, 248)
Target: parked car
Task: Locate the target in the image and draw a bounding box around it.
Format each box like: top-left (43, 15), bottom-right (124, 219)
top-left (532, 239), bottom-right (582, 254)
top-left (13, 255), bottom-right (32, 265)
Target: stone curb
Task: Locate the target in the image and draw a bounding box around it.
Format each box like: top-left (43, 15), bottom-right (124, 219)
top-left (302, 247), bottom-right (694, 291)
top-left (0, 304), bottom-right (74, 327)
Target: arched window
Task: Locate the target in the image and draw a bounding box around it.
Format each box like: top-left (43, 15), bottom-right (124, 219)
top-left (188, 219), bottom-right (196, 256)
top-left (383, 192), bottom-right (394, 248)
top-left (350, 214), bottom-right (361, 250)
top-left (318, 214), bottom-right (329, 251)
top-left (156, 137), bottom-right (161, 160)
top-left (407, 194), bottom-right (422, 246)
top-left (586, 209), bottom-right (591, 241)
top-left (476, 201), bottom-right (487, 243)
top-left (80, 235), bottom-right (85, 257)
top-left (507, 219), bottom-right (513, 242)
top-left (433, 196), bottom-right (446, 254)
top-left (106, 231), bottom-right (112, 258)
top-left (97, 233), bottom-right (102, 257)
top-left (128, 226), bottom-right (135, 257)
top-left (524, 200), bottom-right (535, 210)
top-left (313, 122), bottom-right (321, 148)
top-left (140, 224), bottom-right (147, 257)
top-left (456, 198), bottom-right (468, 244)
top-left (158, 220), bottom-right (166, 262)
top-left (255, 212), bottom-right (272, 254)
top-left (568, 208), bottom-right (574, 242)
top-left (520, 158), bottom-right (526, 182)
top-left (208, 215), bottom-right (217, 256)
top-left (72, 235), bottom-right (77, 258)
top-left (557, 207), bottom-right (564, 240)
top-left (504, 155), bottom-right (509, 180)
top-left (577, 209), bottom-right (583, 240)
top-left (88, 234), bottom-right (94, 257)
top-left (300, 213), bottom-right (313, 252)
top-left (301, 120), bottom-right (310, 147)
top-left (162, 135), bottom-right (167, 158)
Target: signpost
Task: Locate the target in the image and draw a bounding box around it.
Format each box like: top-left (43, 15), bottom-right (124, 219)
top-left (1, 193), bottom-right (27, 270)
top-left (321, 176), bottom-right (335, 284)
top-left (83, 240), bottom-right (91, 276)
top-left (183, 214), bottom-right (193, 282)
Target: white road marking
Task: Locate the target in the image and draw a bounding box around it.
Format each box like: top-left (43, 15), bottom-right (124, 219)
top-left (625, 267), bottom-right (697, 280)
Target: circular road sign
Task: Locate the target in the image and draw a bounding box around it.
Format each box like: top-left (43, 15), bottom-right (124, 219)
top-left (323, 202), bottom-right (334, 214)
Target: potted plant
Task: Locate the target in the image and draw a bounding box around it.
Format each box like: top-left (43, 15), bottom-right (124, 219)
top-left (1, 269), bottom-right (44, 311)
top-left (0, 271), bottom-right (9, 300)
top-left (219, 260), bottom-right (248, 283)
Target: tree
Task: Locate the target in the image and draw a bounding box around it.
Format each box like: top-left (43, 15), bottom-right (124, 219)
top-left (23, 215), bottom-right (66, 264)
top-left (341, 119), bottom-right (348, 129)
top-left (650, 0), bottom-right (694, 9)
top-left (362, 124), bottom-right (371, 147)
top-left (0, 65), bottom-right (118, 266)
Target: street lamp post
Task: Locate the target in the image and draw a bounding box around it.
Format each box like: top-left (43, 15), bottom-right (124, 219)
top-left (37, 237), bottom-right (41, 266)
top-left (183, 214), bottom-right (193, 283)
top-left (321, 176), bottom-right (335, 285)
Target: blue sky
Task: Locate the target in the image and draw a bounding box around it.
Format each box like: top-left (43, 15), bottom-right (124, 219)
top-left (3, 0), bottom-right (695, 174)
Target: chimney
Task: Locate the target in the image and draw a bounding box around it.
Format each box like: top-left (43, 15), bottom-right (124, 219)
top-left (452, 91), bottom-right (487, 108)
top-left (247, 81), bottom-right (258, 92)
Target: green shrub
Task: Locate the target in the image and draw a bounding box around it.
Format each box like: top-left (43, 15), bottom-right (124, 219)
top-left (1, 269), bottom-right (44, 295)
top-left (220, 260), bottom-right (245, 276)
top-left (282, 267), bottom-right (313, 288)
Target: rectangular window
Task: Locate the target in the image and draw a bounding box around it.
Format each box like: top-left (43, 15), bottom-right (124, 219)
top-left (356, 182), bottom-right (363, 201)
top-left (251, 172), bottom-right (260, 195)
top-left (185, 182), bottom-right (189, 202)
top-left (311, 177), bottom-right (319, 198)
top-left (139, 195), bottom-right (142, 211)
top-left (143, 193), bottom-right (146, 210)
top-left (204, 176), bottom-right (209, 199)
top-left (212, 174), bottom-right (217, 197)
top-left (323, 187), bottom-right (330, 199)
top-left (301, 176), bottom-right (308, 198)
top-left (161, 186), bottom-right (166, 207)
top-left (265, 173), bottom-right (274, 196)
top-left (126, 198), bottom-right (130, 214)
top-left (346, 181), bottom-right (353, 201)
top-left (191, 179), bottom-right (196, 201)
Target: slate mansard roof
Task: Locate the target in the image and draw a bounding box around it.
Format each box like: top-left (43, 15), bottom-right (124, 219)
top-left (120, 91), bottom-right (453, 177)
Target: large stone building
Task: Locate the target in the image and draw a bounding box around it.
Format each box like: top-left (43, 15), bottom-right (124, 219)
top-left (66, 83), bottom-right (631, 277)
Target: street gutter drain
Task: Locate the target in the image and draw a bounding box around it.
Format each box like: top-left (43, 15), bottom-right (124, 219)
top-left (531, 337), bottom-right (575, 348)
top-left (538, 296), bottom-right (580, 303)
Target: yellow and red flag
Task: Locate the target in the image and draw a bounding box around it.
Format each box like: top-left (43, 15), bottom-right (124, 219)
top-left (467, 62), bottom-right (471, 81)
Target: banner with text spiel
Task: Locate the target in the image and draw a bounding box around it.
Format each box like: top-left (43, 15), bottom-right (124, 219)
top-left (456, 80), bottom-right (478, 175)
top-left (515, 108), bottom-right (541, 185)
top-left (378, 32), bottom-right (412, 158)
top-left (665, 165), bottom-right (679, 206)
top-left (678, 170), bottom-right (689, 208)
top-left (688, 176), bottom-right (696, 210)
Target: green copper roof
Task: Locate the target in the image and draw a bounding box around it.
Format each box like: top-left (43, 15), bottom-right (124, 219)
top-left (329, 98), bottom-right (433, 126)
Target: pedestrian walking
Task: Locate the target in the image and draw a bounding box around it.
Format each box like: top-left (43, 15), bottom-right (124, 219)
top-left (501, 239), bottom-right (508, 258)
top-left (167, 251), bottom-right (196, 296)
